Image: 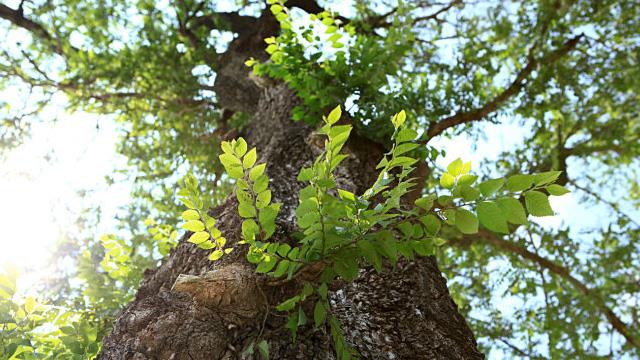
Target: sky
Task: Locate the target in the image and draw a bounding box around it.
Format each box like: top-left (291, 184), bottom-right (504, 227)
top-left (0, 95), bottom-right (130, 272)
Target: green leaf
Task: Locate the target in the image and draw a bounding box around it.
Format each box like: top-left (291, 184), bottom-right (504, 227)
top-left (411, 240), bottom-right (434, 256)
top-left (272, 259), bottom-right (290, 277)
top-left (209, 250), bottom-right (224, 261)
top-left (182, 220), bottom-right (204, 232)
top-left (276, 295), bottom-right (300, 311)
top-left (297, 307), bottom-right (307, 326)
top-left (415, 195), bottom-right (435, 210)
top-left (239, 203), bottom-right (257, 218)
top-left (219, 153), bottom-right (241, 168)
top-left (357, 240), bottom-right (382, 272)
top-left (249, 163), bottom-right (266, 181)
top-left (277, 243), bottom-right (291, 257)
top-left (242, 219), bottom-right (260, 240)
top-left (447, 158), bottom-right (464, 176)
top-left (297, 167), bottom-right (313, 182)
top-left (270, 4), bottom-right (283, 14)
top-left (397, 222), bottom-right (414, 239)
top-left (437, 195), bottom-right (452, 206)
top-left (497, 197), bottom-right (528, 225)
top-left (477, 201), bottom-right (509, 233)
top-left (314, 301), bottom-right (327, 327)
top-left (460, 186), bottom-right (481, 202)
top-left (318, 283), bottom-right (328, 300)
top-left (420, 214), bottom-right (441, 236)
top-left (236, 179), bottom-right (249, 190)
top-left (377, 234), bottom-right (398, 265)
top-left (534, 171), bottom-right (562, 186)
top-left (181, 209), bottom-right (200, 221)
top-left (334, 254), bottom-right (359, 281)
top-left (396, 128), bottom-right (417, 143)
top-left (24, 296), bottom-right (37, 313)
top-left (338, 189), bottom-right (355, 201)
top-left (243, 148), bottom-right (257, 168)
top-left (235, 137), bottom-right (248, 157)
top-left (327, 105), bottom-right (342, 125)
top-left (454, 209), bottom-right (479, 234)
top-left (254, 175), bottom-right (269, 193)
top-left (198, 240), bottom-right (215, 250)
top-left (243, 342), bottom-right (255, 356)
top-left (434, 237), bottom-right (447, 246)
top-left (227, 165), bottom-right (244, 179)
top-left (546, 184), bottom-right (570, 196)
top-left (302, 283), bottom-right (314, 298)
top-left (524, 191), bottom-right (554, 217)
top-left (398, 240), bottom-right (415, 261)
top-left (457, 174), bottom-right (477, 187)
top-left (257, 340), bottom-right (269, 360)
top-left (478, 178), bottom-right (504, 196)
top-left (260, 203), bottom-right (280, 238)
top-left (221, 141), bottom-right (233, 154)
top-left (389, 156), bottom-right (417, 167)
top-left (506, 174), bottom-right (534, 192)
top-left (256, 255), bottom-right (278, 273)
top-left (440, 173), bottom-right (455, 189)
top-left (257, 190), bottom-right (272, 209)
top-left (392, 110), bottom-right (407, 128)
top-left (188, 231), bottom-right (210, 245)
top-left (394, 142), bottom-right (418, 155)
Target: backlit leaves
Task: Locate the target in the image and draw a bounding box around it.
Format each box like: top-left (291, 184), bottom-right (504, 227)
top-left (524, 191), bottom-right (554, 217)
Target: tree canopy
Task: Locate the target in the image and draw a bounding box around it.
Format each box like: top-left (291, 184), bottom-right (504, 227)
top-left (0, 0), bottom-right (639, 358)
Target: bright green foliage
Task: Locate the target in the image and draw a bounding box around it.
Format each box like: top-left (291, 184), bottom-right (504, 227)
top-left (99, 234), bottom-right (134, 280)
top-left (213, 108), bottom-right (567, 358)
top-left (145, 218), bottom-right (178, 256)
top-left (218, 137), bottom-right (281, 268)
top-left (0, 267), bottom-right (102, 359)
top-left (435, 158), bottom-right (566, 238)
top-left (248, 2), bottom-right (417, 144)
top-left (178, 174), bottom-right (229, 261)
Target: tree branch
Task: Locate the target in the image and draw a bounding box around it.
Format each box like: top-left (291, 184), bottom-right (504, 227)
top-left (423, 34), bottom-right (584, 142)
top-left (0, 3), bottom-right (65, 55)
top-left (412, 0), bottom-right (461, 25)
top-left (190, 12), bottom-right (258, 35)
top-left (459, 230), bottom-right (640, 350)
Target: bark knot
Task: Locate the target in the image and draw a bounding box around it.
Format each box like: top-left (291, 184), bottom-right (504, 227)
top-left (172, 264), bottom-right (265, 321)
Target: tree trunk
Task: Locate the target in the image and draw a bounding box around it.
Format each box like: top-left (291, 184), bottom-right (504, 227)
top-left (98, 13), bottom-right (483, 360)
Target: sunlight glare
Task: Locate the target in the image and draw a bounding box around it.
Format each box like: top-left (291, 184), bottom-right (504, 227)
top-left (0, 112), bottom-right (129, 271)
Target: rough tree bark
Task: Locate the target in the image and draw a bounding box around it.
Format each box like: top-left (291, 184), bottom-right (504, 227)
top-left (98, 11), bottom-right (483, 360)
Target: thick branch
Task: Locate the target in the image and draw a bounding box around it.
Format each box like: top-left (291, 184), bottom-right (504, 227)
top-left (423, 34), bottom-right (584, 142)
top-left (461, 230), bottom-right (640, 350)
top-left (0, 3), bottom-right (65, 55)
top-left (190, 12), bottom-right (258, 35)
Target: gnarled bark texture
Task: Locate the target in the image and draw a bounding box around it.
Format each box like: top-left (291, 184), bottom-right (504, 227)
top-left (99, 10), bottom-right (482, 360)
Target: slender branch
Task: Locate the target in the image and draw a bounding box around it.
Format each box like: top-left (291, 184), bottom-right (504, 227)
top-left (412, 0), bottom-right (461, 25)
top-left (463, 229), bottom-right (640, 350)
top-left (422, 34), bottom-right (584, 142)
top-left (471, 316), bottom-right (544, 358)
top-left (568, 180), bottom-right (640, 228)
top-left (0, 3), bottom-right (66, 55)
